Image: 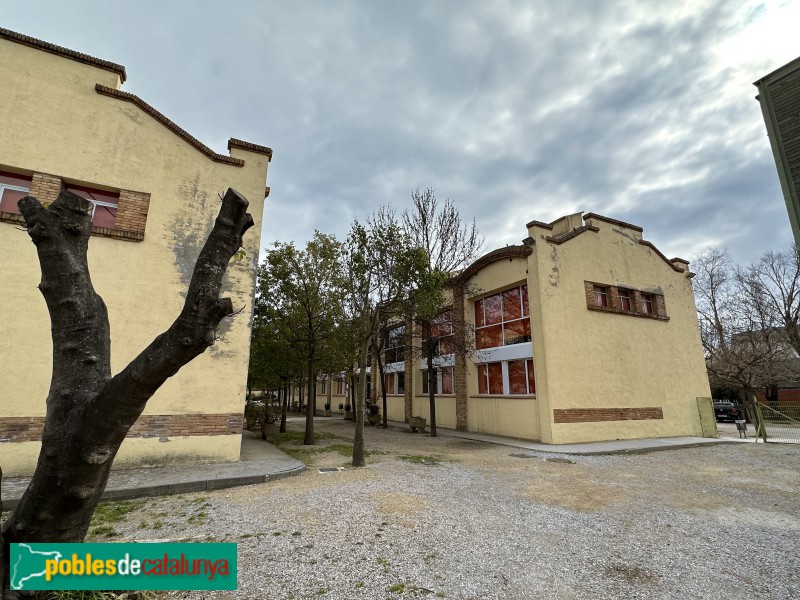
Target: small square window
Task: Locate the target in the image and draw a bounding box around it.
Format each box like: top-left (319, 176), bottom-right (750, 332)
top-left (593, 285), bottom-right (608, 307)
top-left (618, 289), bottom-right (631, 311)
top-left (642, 294), bottom-right (654, 315)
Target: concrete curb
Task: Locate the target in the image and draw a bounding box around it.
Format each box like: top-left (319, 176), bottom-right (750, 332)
top-left (2, 464), bottom-right (306, 512)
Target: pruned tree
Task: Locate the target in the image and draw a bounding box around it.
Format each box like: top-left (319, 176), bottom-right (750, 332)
top-left (0, 188), bottom-right (253, 594)
top-left (257, 233), bottom-right (345, 445)
top-left (401, 189), bottom-right (483, 436)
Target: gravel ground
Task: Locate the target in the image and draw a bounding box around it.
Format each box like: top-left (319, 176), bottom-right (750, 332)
top-left (88, 418), bottom-right (800, 599)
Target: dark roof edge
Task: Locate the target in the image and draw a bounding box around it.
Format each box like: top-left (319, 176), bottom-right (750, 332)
top-left (640, 240), bottom-right (684, 272)
top-left (95, 85), bottom-right (245, 167)
top-left (0, 27), bottom-right (127, 83)
top-left (583, 212), bottom-right (644, 233)
top-left (545, 225), bottom-right (599, 245)
top-left (228, 138), bottom-right (273, 162)
top-left (753, 55), bottom-right (800, 86)
top-left (451, 245), bottom-right (532, 285)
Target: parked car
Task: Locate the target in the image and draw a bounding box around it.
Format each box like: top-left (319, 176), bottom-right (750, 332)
top-left (713, 401), bottom-right (740, 422)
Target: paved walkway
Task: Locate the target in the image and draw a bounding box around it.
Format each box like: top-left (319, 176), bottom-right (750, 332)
top-left (1, 430), bottom-right (305, 511)
top-left (380, 418), bottom-right (753, 454)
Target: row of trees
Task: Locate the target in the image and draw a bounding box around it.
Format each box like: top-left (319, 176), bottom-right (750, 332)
top-left (693, 245), bottom-right (800, 415)
top-left (248, 189), bottom-right (482, 466)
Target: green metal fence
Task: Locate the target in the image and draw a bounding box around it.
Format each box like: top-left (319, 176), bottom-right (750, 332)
top-left (754, 401), bottom-right (800, 444)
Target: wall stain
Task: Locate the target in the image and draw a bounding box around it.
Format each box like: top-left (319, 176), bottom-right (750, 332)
top-left (171, 175), bottom-right (245, 358)
top-left (549, 246), bottom-right (560, 287)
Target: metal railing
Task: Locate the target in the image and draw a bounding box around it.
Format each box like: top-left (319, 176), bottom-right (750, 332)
top-left (754, 400), bottom-right (800, 444)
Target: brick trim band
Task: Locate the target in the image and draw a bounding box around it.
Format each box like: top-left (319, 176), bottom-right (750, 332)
top-left (1, 212), bottom-right (145, 242)
top-left (0, 413), bottom-right (243, 443)
top-left (553, 407), bottom-right (663, 423)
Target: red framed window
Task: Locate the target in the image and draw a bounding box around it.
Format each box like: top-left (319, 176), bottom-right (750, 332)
top-left (66, 184), bottom-right (119, 228)
top-left (0, 171), bottom-right (32, 214)
top-left (618, 289), bottom-right (631, 311)
top-left (593, 285), bottom-right (608, 307)
top-left (475, 285), bottom-right (532, 349)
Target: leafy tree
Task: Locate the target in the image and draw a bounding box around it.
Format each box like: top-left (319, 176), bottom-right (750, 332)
top-left (0, 188), bottom-right (253, 591)
top-left (401, 189), bottom-right (482, 437)
top-left (257, 233), bottom-right (345, 445)
top-left (343, 208), bottom-right (422, 465)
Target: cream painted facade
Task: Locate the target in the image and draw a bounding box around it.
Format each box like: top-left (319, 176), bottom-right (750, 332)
top-left (0, 29), bottom-right (270, 475)
top-left (379, 212), bottom-right (711, 444)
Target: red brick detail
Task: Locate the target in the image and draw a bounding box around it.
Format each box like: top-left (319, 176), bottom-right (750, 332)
top-left (95, 85), bottom-right (245, 167)
top-left (0, 413), bottom-right (243, 443)
top-left (114, 189), bottom-right (150, 235)
top-left (553, 407), bottom-right (664, 423)
top-left (546, 225), bottom-right (599, 245)
top-left (584, 281), bottom-right (670, 322)
top-left (0, 417), bottom-right (45, 442)
top-left (29, 172), bottom-right (63, 204)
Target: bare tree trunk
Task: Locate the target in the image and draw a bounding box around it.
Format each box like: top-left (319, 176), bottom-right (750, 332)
top-left (352, 350), bottom-right (368, 467)
top-left (280, 382), bottom-right (288, 433)
top-left (304, 360), bottom-right (315, 445)
top-left (1, 188), bottom-right (253, 588)
top-left (426, 338), bottom-right (438, 437)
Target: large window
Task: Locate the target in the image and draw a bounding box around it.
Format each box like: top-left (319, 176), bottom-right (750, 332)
top-left (0, 171), bottom-right (31, 214)
top-left (336, 379), bottom-right (346, 395)
top-left (421, 367), bottom-right (454, 395)
top-left (474, 285), bottom-right (531, 349)
top-left (425, 310), bottom-right (454, 356)
top-left (478, 359), bottom-right (535, 396)
top-left (66, 184), bottom-right (119, 228)
top-left (383, 372), bottom-right (405, 395)
top-left (384, 325), bottom-right (405, 364)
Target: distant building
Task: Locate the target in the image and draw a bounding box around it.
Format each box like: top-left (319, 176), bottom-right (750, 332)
top-left (754, 57), bottom-right (800, 246)
top-left (378, 213), bottom-right (714, 444)
top-left (0, 28), bottom-right (271, 475)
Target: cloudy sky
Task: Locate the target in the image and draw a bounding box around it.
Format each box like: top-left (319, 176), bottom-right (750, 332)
top-left (3, 0), bottom-right (798, 266)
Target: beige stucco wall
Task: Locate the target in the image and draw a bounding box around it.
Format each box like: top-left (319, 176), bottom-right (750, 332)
top-left (527, 219), bottom-right (710, 443)
top-left (461, 256), bottom-right (541, 439)
top-left (0, 38), bottom-right (268, 474)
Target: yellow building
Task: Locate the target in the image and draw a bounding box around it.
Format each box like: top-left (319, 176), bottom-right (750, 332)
top-left (0, 28), bottom-right (271, 475)
top-left (379, 212), bottom-right (713, 444)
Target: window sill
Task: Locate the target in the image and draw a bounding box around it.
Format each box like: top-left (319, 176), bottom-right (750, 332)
top-left (473, 394), bottom-right (537, 400)
top-left (587, 304), bottom-right (669, 321)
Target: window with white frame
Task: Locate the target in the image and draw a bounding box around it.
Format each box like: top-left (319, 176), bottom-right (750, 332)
top-left (474, 285), bottom-right (531, 349)
top-left (477, 359), bottom-right (535, 396)
top-left (0, 171), bottom-right (31, 214)
top-left (425, 310), bottom-right (454, 356)
top-left (336, 379), bottom-right (345, 395)
top-left (421, 367), bottom-right (454, 395)
top-left (66, 183), bottom-right (119, 228)
top-left (384, 372), bottom-right (405, 395)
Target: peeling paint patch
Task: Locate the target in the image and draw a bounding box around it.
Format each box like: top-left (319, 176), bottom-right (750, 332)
top-left (549, 246), bottom-right (560, 287)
